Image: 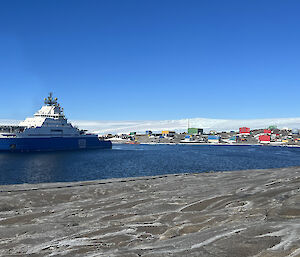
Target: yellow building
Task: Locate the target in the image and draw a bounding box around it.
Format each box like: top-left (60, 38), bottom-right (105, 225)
top-left (162, 131), bottom-right (176, 137)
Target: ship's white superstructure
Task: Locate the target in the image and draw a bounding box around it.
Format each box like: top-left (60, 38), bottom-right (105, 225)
top-left (0, 93), bottom-right (86, 138)
top-left (17, 93), bottom-right (83, 138)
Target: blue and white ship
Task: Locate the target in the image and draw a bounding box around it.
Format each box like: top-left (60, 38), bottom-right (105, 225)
top-left (0, 93), bottom-right (112, 151)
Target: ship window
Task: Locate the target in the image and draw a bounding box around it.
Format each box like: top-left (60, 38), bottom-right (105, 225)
top-left (51, 129), bottom-right (63, 132)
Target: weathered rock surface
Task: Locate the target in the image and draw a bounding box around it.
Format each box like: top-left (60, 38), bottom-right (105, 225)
top-left (0, 167), bottom-right (300, 256)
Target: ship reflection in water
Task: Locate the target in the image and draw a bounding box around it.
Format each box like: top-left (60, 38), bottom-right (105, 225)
top-left (1, 144), bottom-right (300, 185)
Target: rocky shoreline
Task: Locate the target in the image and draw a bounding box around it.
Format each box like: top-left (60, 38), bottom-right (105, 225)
top-left (1, 167), bottom-right (300, 256)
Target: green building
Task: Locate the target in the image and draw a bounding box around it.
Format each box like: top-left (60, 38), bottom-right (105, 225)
top-left (188, 128), bottom-right (203, 135)
top-left (268, 125), bottom-right (277, 130)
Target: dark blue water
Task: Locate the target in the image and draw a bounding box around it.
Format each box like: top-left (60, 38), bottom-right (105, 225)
top-left (1, 144), bottom-right (300, 185)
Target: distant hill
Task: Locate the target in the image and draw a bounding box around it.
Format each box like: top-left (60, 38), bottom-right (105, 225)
top-left (72, 117), bottom-right (300, 135)
top-left (2, 117), bottom-right (300, 135)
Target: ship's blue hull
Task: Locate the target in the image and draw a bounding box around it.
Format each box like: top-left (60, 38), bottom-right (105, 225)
top-left (0, 137), bottom-right (112, 152)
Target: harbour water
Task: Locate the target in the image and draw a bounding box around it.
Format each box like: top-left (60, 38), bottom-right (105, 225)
top-left (1, 144), bottom-right (300, 185)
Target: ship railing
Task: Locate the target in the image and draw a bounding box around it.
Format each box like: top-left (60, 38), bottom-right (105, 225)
top-left (0, 125), bottom-right (26, 133)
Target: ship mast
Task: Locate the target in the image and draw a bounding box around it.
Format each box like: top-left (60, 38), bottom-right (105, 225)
top-left (44, 92), bottom-right (58, 106)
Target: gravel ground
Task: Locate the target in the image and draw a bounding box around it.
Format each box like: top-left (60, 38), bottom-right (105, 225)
top-left (0, 167), bottom-right (300, 256)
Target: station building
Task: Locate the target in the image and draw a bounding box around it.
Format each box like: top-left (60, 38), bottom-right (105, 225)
top-left (188, 128), bottom-right (203, 135)
top-left (162, 131), bottom-right (176, 137)
top-left (239, 127), bottom-right (250, 135)
top-left (207, 135), bottom-right (220, 143)
top-left (259, 135), bottom-right (271, 143)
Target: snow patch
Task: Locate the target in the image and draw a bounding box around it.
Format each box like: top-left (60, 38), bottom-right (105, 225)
top-left (191, 228), bottom-right (246, 249)
top-left (257, 224), bottom-right (300, 251)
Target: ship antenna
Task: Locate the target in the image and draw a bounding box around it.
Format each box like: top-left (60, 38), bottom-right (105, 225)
top-left (45, 92), bottom-right (55, 106)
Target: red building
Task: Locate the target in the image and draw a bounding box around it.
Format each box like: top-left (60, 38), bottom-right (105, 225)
top-left (264, 129), bottom-right (272, 134)
top-left (239, 127), bottom-right (250, 134)
top-left (259, 135), bottom-right (271, 142)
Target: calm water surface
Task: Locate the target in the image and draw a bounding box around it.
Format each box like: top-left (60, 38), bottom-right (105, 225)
top-left (1, 144), bottom-right (300, 185)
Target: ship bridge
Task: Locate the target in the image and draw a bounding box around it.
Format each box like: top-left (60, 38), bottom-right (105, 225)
top-left (19, 93), bottom-right (69, 128)
top-left (35, 92), bottom-right (65, 119)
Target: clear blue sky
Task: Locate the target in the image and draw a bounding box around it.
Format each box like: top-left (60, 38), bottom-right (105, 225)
top-left (1, 0), bottom-right (300, 120)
